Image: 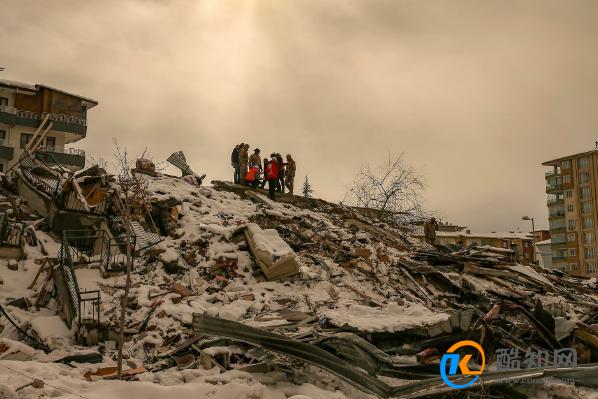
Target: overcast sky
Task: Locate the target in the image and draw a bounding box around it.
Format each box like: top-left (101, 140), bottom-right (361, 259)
top-left (1, 0), bottom-right (597, 231)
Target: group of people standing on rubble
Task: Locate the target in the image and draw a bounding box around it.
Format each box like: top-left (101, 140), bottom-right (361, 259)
top-left (230, 143), bottom-right (296, 200)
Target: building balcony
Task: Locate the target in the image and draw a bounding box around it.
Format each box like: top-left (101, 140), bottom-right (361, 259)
top-left (0, 105), bottom-right (87, 137)
top-left (0, 139), bottom-right (14, 160)
top-left (549, 226), bottom-right (566, 233)
top-left (548, 212), bottom-right (565, 219)
top-left (546, 185), bottom-right (563, 193)
top-left (547, 198), bottom-right (564, 205)
top-left (545, 170), bottom-right (558, 178)
top-left (35, 146), bottom-right (85, 170)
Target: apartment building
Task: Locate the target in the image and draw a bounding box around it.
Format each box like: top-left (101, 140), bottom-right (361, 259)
top-left (0, 78), bottom-right (97, 172)
top-left (543, 149), bottom-right (598, 277)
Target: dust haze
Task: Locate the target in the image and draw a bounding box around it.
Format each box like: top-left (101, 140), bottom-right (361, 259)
top-left (2, 0), bottom-right (598, 231)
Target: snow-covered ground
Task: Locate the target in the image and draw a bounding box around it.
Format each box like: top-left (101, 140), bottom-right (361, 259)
top-left (1, 174), bottom-right (596, 399)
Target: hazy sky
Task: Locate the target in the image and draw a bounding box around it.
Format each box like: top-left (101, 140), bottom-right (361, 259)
top-left (2, 0), bottom-right (597, 231)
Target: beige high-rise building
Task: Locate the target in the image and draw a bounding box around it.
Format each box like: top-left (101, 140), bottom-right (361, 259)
top-left (543, 149), bottom-right (598, 277)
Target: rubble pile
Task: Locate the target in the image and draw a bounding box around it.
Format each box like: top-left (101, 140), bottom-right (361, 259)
top-left (0, 164), bottom-right (597, 398)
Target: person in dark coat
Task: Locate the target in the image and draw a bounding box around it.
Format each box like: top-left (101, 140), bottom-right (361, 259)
top-left (231, 143), bottom-right (242, 183)
top-left (275, 153), bottom-right (285, 193)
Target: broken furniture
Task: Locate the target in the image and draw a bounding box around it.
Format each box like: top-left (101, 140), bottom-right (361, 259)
top-left (244, 223), bottom-right (299, 280)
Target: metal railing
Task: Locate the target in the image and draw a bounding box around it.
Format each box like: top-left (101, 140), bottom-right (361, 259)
top-left (79, 290), bottom-right (101, 327)
top-left (0, 304), bottom-right (47, 350)
top-left (62, 230), bottom-right (136, 272)
top-left (21, 167), bottom-right (61, 197)
top-left (57, 242), bottom-right (82, 327)
top-left (56, 234), bottom-right (104, 335)
top-left (0, 105), bottom-right (17, 114)
top-left (37, 146), bottom-right (85, 156)
top-left (0, 138), bottom-right (13, 147)
top-left (0, 105), bottom-right (86, 126)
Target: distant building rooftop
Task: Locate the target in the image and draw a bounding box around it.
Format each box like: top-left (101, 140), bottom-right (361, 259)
top-left (542, 149), bottom-right (597, 166)
top-left (0, 78), bottom-right (98, 108)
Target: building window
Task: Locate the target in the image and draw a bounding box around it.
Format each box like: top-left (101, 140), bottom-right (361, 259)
top-left (569, 248), bottom-right (577, 257)
top-left (561, 264), bottom-right (569, 272)
top-left (569, 263), bottom-right (578, 271)
top-left (568, 219), bottom-right (576, 230)
top-left (578, 158), bottom-right (589, 169)
top-left (566, 190), bottom-right (573, 198)
top-left (567, 204), bottom-right (574, 212)
top-left (584, 247), bottom-right (596, 259)
top-left (588, 262), bottom-right (598, 274)
top-left (20, 133), bottom-right (32, 149)
top-left (583, 231), bottom-right (595, 245)
top-left (581, 202), bottom-right (592, 214)
top-left (583, 217), bottom-right (594, 229)
top-left (0, 130), bottom-right (5, 142)
top-left (0, 97), bottom-right (7, 106)
top-left (567, 233), bottom-right (576, 242)
top-left (580, 187), bottom-right (592, 199)
top-left (562, 160), bottom-right (571, 169)
top-left (579, 172), bottom-right (591, 184)
top-left (46, 137), bottom-right (56, 151)
top-left (563, 174), bottom-right (572, 184)
top-left (550, 219), bottom-right (565, 230)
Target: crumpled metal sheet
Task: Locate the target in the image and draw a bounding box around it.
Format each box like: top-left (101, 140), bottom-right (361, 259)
top-left (193, 314), bottom-right (598, 399)
top-left (193, 313), bottom-right (395, 398)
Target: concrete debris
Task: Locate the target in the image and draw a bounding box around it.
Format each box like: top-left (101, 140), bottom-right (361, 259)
top-left (0, 157), bottom-right (597, 399)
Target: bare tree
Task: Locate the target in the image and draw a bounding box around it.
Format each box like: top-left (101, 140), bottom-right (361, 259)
top-left (111, 140), bottom-right (152, 379)
top-left (346, 153), bottom-right (426, 223)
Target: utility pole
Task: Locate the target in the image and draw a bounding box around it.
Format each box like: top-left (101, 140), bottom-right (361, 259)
top-left (522, 216), bottom-right (535, 265)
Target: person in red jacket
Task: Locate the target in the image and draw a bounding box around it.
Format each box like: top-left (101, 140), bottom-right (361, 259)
top-left (264, 156), bottom-right (279, 200)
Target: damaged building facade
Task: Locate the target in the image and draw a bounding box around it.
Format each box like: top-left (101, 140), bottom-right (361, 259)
top-left (0, 78), bottom-right (97, 172)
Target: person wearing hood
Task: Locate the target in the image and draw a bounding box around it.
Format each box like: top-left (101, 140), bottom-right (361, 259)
top-left (239, 144), bottom-right (249, 184)
top-left (264, 155), bottom-right (279, 200)
top-left (285, 154), bottom-right (296, 195)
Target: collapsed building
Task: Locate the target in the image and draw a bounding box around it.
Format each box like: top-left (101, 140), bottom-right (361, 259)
top-left (0, 152), bottom-right (597, 398)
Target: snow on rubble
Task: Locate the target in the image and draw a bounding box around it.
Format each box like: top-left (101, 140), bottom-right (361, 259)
top-left (0, 172), bottom-right (597, 399)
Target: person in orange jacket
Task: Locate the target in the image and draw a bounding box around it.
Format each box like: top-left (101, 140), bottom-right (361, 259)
top-left (245, 165), bottom-right (260, 188)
